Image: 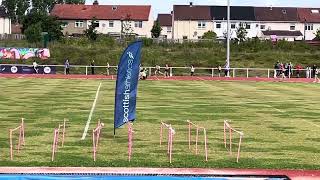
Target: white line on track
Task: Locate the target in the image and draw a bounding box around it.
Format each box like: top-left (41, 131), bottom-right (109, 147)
top-left (81, 82), bottom-right (102, 140)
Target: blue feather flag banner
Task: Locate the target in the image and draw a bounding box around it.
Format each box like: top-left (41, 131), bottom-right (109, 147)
top-left (114, 41), bottom-right (142, 133)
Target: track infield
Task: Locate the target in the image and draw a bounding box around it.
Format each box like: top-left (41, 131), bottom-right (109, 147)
top-left (0, 76), bottom-right (319, 173)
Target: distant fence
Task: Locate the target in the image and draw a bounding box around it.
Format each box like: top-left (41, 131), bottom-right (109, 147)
top-left (0, 34), bottom-right (25, 40)
top-left (0, 64), bottom-right (315, 79)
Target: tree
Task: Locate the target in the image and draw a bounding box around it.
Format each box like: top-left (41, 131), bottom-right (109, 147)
top-left (236, 23), bottom-right (248, 43)
top-left (122, 14), bottom-right (134, 38)
top-left (22, 11), bottom-right (63, 41)
top-left (16, 0), bottom-right (30, 23)
top-left (25, 23), bottom-right (42, 43)
top-left (2, 0), bottom-right (17, 23)
top-left (151, 21), bottom-right (162, 38)
top-left (84, 18), bottom-right (98, 41)
top-left (65, 0), bottom-right (85, 4)
top-left (202, 31), bottom-right (217, 39)
top-left (315, 29), bottom-right (320, 40)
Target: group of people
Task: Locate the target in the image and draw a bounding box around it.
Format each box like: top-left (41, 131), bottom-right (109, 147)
top-left (273, 62), bottom-right (295, 79)
top-left (273, 62), bottom-right (320, 82)
top-left (64, 59), bottom-right (96, 75)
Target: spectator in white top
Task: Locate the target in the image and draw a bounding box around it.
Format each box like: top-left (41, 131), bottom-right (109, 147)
top-left (314, 68), bottom-right (320, 83)
top-left (33, 60), bottom-right (39, 74)
top-left (190, 65), bottom-right (195, 76)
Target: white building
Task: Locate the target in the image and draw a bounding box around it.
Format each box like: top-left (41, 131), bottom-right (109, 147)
top-left (51, 2), bottom-right (153, 38)
top-left (171, 4), bottom-right (319, 41)
top-left (157, 14), bottom-right (173, 39)
top-left (0, 7), bottom-right (11, 34)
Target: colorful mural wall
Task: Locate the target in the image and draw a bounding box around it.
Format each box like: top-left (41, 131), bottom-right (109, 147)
top-left (0, 48), bottom-right (50, 60)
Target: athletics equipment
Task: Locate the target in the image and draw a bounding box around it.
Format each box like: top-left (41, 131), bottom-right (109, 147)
top-left (92, 120), bottom-right (104, 161)
top-left (51, 119), bottom-right (67, 161)
top-left (223, 120), bottom-right (244, 163)
top-left (187, 120), bottom-right (208, 161)
top-left (128, 122), bottom-right (134, 162)
top-left (9, 118), bottom-right (25, 160)
top-left (160, 122), bottom-right (175, 163)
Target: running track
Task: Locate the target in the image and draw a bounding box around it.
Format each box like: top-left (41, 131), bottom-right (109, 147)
top-left (0, 74), bottom-right (319, 179)
top-left (0, 74), bottom-right (317, 83)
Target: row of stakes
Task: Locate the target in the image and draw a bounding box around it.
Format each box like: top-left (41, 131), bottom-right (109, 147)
top-left (8, 118), bottom-right (244, 163)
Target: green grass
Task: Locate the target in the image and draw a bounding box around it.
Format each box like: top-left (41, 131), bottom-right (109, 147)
top-left (1, 38), bottom-right (320, 69)
top-left (0, 78), bottom-right (319, 169)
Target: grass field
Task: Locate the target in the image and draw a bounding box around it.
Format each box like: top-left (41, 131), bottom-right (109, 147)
top-left (0, 78), bottom-right (319, 169)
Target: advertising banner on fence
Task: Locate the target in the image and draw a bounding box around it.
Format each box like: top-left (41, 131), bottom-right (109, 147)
top-left (114, 41), bottom-right (142, 134)
top-left (0, 65), bottom-right (56, 74)
top-left (0, 48), bottom-right (50, 60)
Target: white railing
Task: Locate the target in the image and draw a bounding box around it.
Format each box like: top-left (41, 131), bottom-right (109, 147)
top-left (0, 64), bottom-right (315, 79)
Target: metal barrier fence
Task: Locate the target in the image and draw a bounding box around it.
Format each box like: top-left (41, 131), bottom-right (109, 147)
top-left (0, 64), bottom-right (315, 79)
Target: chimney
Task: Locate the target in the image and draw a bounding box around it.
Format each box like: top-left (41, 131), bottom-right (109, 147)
top-left (189, 2), bottom-right (193, 7)
top-left (269, 5), bottom-right (273, 10)
top-left (93, 0), bottom-right (99, 5)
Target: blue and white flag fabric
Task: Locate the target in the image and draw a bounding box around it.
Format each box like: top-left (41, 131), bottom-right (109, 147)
top-left (114, 41), bottom-right (142, 134)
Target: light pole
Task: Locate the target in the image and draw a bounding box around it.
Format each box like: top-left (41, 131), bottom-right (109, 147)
top-left (226, 0), bottom-right (230, 77)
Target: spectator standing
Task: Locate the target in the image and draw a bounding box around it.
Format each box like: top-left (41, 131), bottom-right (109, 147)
top-left (306, 66), bottom-right (310, 78)
top-left (288, 62), bottom-right (292, 78)
top-left (274, 62), bottom-right (279, 78)
top-left (314, 68), bottom-right (319, 83)
top-left (164, 64), bottom-right (170, 77)
top-left (155, 65), bottom-right (161, 76)
top-left (295, 64), bottom-right (302, 78)
top-left (218, 66), bottom-right (222, 77)
top-left (106, 62), bottom-right (110, 76)
top-left (190, 65), bottom-right (195, 76)
top-left (312, 65), bottom-right (317, 78)
top-left (33, 60), bottom-right (39, 74)
top-left (91, 60), bottom-right (95, 75)
top-left (65, 59), bottom-right (70, 75)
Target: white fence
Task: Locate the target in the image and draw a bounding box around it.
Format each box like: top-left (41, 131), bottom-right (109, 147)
top-left (0, 64), bottom-right (315, 79)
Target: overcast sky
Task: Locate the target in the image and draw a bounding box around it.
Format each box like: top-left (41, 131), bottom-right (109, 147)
top-left (96, 0), bottom-right (320, 18)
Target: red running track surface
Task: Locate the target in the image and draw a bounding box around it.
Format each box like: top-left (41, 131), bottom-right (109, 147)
top-left (0, 74), bottom-right (317, 83)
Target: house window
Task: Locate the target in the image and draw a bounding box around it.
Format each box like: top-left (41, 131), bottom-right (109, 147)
top-left (260, 24), bottom-right (265, 30)
top-left (198, 21), bottom-right (206, 29)
top-left (135, 21), bottom-right (143, 28)
top-left (245, 23), bottom-right (251, 29)
top-left (290, 25), bottom-right (295, 31)
top-left (216, 22), bottom-right (221, 29)
top-left (183, 36), bottom-right (188, 39)
top-left (231, 24), bottom-right (236, 29)
top-left (61, 22), bottom-right (68, 28)
top-left (93, 20), bottom-right (99, 28)
top-left (109, 21), bottom-right (114, 27)
top-left (75, 21), bottom-right (84, 28)
top-left (305, 24), bottom-right (313, 31)
top-left (167, 27), bottom-right (172, 33)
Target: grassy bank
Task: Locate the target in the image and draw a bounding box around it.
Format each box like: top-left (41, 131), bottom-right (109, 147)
top-left (1, 37), bottom-right (320, 68)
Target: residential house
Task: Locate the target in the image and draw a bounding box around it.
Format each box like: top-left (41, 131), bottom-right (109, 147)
top-left (157, 14), bottom-right (173, 39)
top-left (255, 7), bottom-right (303, 41)
top-left (297, 8), bottom-right (320, 40)
top-left (50, 2), bottom-right (153, 37)
top-left (171, 3), bottom-right (320, 41)
top-left (172, 4), bottom-right (213, 40)
top-left (211, 6), bottom-right (256, 39)
top-left (0, 7), bottom-right (11, 34)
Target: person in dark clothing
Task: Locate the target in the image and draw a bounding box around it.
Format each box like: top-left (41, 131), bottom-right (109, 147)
top-left (91, 60), bottom-right (95, 75)
top-left (312, 64), bottom-right (317, 78)
top-left (65, 59), bottom-right (70, 75)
